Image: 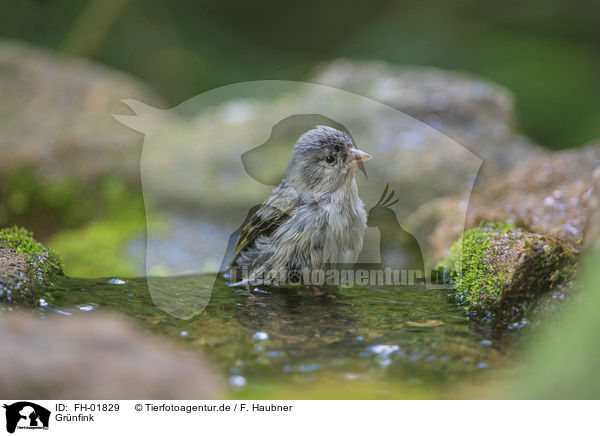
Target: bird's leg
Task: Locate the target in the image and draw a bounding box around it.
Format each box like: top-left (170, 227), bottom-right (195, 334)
top-left (304, 286), bottom-right (337, 299)
top-left (244, 282), bottom-right (254, 298)
top-left (243, 283), bottom-right (267, 306)
top-left (309, 285), bottom-right (326, 296)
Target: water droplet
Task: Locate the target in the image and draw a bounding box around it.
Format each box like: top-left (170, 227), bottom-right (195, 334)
top-left (229, 375), bottom-right (246, 387)
top-left (54, 309), bottom-right (72, 316)
top-left (367, 344), bottom-right (400, 357)
top-left (252, 331), bottom-right (269, 341)
top-left (107, 278), bottom-right (127, 285)
top-left (409, 350), bottom-right (424, 361)
top-left (407, 377), bottom-right (422, 385)
top-left (299, 363), bottom-right (320, 372)
top-left (508, 318), bottom-right (528, 330)
top-left (378, 358), bottom-right (392, 368)
top-left (77, 304), bottom-right (97, 312)
top-left (429, 92), bottom-right (449, 110)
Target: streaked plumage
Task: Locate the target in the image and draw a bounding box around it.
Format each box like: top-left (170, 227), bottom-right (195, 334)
top-left (231, 126), bottom-right (372, 285)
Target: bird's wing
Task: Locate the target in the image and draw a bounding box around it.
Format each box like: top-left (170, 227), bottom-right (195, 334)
top-left (232, 185), bottom-right (297, 265)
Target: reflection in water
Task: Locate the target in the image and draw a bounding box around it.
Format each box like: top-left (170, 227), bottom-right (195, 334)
top-left (45, 275), bottom-right (503, 398)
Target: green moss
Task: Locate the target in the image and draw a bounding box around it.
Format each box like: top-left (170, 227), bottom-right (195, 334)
top-left (0, 226), bottom-right (63, 273)
top-left (440, 223), bottom-right (516, 312)
top-left (0, 226), bottom-right (64, 306)
top-left (440, 223), bottom-right (577, 322)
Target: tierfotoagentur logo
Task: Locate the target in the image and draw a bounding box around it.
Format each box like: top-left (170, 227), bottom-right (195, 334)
top-left (114, 80), bottom-right (480, 319)
top-left (3, 402), bottom-right (50, 434)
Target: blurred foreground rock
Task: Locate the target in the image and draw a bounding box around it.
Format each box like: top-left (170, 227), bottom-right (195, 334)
top-left (0, 226), bottom-right (221, 398)
top-left (0, 311), bottom-right (221, 399)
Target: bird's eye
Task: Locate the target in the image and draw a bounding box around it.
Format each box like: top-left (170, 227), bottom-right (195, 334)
top-left (325, 155), bottom-right (336, 165)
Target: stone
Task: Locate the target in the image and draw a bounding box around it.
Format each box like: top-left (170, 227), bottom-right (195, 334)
top-left (0, 227), bottom-right (63, 307)
top-left (441, 224), bottom-right (576, 325)
top-left (116, 61), bottom-right (543, 276)
top-left (0, 311), bottom-right (221, 399)
top-left (0, 39), bottom-right (162, 242)
top-left (584, 168), bottom-right (600, 252)
top-left (312, 59), bottom-right (546, 183)
top-left (0, 39), bottom-right (162, 182)
top-left (466, 142), bottom-right (600, 245)
top-left (410, 142), bottom-right (600, 263)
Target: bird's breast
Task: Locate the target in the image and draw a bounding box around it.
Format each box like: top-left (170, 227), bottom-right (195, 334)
top-left (318, 194), bottom-right (367, 265)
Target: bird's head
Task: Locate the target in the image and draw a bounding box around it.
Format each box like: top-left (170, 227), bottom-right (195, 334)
top-left (286, 126), bottom-right (372, 195)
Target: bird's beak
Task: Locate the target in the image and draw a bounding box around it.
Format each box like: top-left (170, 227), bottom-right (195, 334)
top-left (350, 149), bottom-right (372, 178)
top-left (351, 149), bottom-right (373, 165)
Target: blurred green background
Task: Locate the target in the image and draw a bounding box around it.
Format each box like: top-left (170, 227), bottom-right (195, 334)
top-left (2, 0), bottom-right (600, 149)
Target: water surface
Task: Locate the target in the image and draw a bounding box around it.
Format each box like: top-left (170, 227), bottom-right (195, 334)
top-left (45, 275), bottom-right (503, 399)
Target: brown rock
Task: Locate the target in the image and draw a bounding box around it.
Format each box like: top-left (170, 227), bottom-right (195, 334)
top-left (466, 143), bottom-right (600, 245)
top-left (410, 142), bottom-right (600, 263)
top-left (0, 227), bottom-right (63, 307)
top-left (312, 59), bottom-right (546, 183)
top-left (0, 39), bottom-right (162, 182)
top-left (0, 311), bottom-right (221, 399)
top-left (584, 168), bottom-right (600, 252)
top-left (442, 224), bottom-right (576, 325)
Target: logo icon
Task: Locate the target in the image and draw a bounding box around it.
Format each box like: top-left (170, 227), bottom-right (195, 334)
top-left (3, 402), bottom-right (50, 434)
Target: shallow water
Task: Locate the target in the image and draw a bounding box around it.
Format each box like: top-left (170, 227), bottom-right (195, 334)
top-left (45, 275), bottom-right (503, 399)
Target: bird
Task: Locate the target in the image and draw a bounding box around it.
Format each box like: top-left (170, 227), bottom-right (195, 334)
top-left (230, 125), bottom-right (372, 288)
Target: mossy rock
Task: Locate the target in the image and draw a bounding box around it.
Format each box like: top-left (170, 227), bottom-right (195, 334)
top-left (0, 227), bottom-right (63, 306)
top-left (441, 223), bottom-right (577, 325)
